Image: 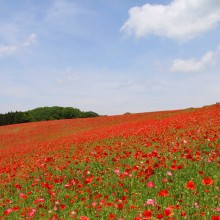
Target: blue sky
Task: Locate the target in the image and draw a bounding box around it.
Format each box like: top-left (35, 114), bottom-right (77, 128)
top-left (1, 0), bottom-right (220, 115)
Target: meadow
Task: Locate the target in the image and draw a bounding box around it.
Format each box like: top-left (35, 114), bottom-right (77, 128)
top-left (0, 104), bottom-right (219, 219)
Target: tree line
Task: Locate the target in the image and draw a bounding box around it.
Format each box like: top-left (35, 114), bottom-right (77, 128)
top-left (0, 106), bottom-right (99, 126)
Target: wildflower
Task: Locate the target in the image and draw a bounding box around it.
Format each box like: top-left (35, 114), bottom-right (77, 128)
top-left (200, 212), bottom-right (205, 216)
top-left (84, 177), bottom-right (93, 184)
top-left (34, 198), bottom-right (45, 204)
top-left (167, 171), bottom-right (172, 176)
top-left (145, 199), bottom-right (155, 206)
top-left (215, 207), bottom-right (220, 212)
top-left (109, 213), bottom-right (115, 219)
top-left (211, 216), bottom-right (220, 220)
top-left (146, 181), bottom-right (155, 188)
top-left (65, 183), bottom-right (70, 188)
top-left (54, 206), bottom-right (57, 211)
top-left (162, 178), bottom-right (167, 183)
top-left (92, 202), bottom-right (97, 208)
top-left (202, 177), bottom-right (214, 185)
top-left (80, 216), bottom-right (90, 220)
top-left (118, 204), bottom-right (123, 210)
top-left (12, 206), bottom-right (20, 211)
top-left (181, 211), bottom-right (187, 217)
top-left (143, 210), bottom-right (152, 218)
top-left (164, 208), bottom-right (172, 216)
top-left (70, 179), bottom-right (76, 185)
top-left (114, 168), bottom-right (120, 175)
top-left (121, 196), bottom-right (127, 201)
top-left (195, 202), bottom-right (199, 208)
top-left (28, 208), bottom-right (37, 217)
top-left (14, 183), bottom-right (22, 191)
top-left (60, 204), bottom-right (66, 210)
top-left (186, 181), bottom-right (196, 190)
top-left (156, 214), bottom-right (164, 219)
top-left (4, 208), bottom-right (13, 216)
top-left (158, 189), bottom-right (169, 197)
top-left (19, 193), bottom-right (28, 199)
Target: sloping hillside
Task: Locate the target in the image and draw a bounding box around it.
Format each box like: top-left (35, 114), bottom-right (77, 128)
top-left (0, 105), bottom-right (219, 219)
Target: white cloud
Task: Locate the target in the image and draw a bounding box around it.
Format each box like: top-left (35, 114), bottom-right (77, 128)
top-left (23, 33), bottom-right (37, 47)
top-left (121, 0), bottom-right (220, 41)
top-left (0, 33), bottom-right (37, 58)
top-left (0, 45), bottom-right (18, 57)
top-left (170, 46), bottom-right (220, 72)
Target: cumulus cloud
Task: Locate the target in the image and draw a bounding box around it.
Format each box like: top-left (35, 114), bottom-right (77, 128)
top-left (121, 0), bottom-right (220, 41)
top-left (170, 46), bottom-right (220, 72)
top-left (0, 33), bottom-right (37, 58)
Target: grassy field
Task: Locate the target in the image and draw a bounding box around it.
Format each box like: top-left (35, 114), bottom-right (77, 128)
top-left (0, 105), bottom-right (219, 219)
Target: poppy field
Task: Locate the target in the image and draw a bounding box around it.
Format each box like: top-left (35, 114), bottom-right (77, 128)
top-left (0, 104), bottom-right (220, 219)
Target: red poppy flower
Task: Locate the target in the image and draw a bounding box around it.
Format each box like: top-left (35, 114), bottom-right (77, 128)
top-left (60, 204), bottom-right (66, 210)
top-left (181, 211), bottom-right (187, 217)
top-left (170, 165), bottom-right (178, 170)
top-left (28, 208), bottom-right (37, 217)
top-left (80, 216), bottom-right (90, 220)
top-left (118, 204), bottom-right (123, 210)
top-left (146, 181), bottom-right (155, 188)
top-left (211, 216), bottom-right (220, 220)
top-left (109, 213), bottom-right (115, 219)
top-left (4, 208), bottom-right (13, 216)
top-left (12, 206), bottom-right (20, 211)
top-left (84, 177), bottom-right (93, 184)
top-left (186, 181), bottom-right (196, 190)
top-left (164, 208), bottom-right (172, 216)
top-left (156, 214), bottom-right (164, 219)
top-left (143, 210), bottom-right (152, 217)
top-left (121, 196), bottom-right (127, 201)
top-left (158, 189), bottom-right (169, 197)
top-left (19, 193), bottom-right (28, 199)
top-left (202, 177), bottom-right (214, 185)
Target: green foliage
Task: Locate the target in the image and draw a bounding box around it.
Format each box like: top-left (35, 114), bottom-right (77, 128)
top-left (0, 111), bottom-right (32, 126)
top-left (124, 112), bottom-right (131, 115)
top-left (27, 106), bottom-right (83, 121)
top-left (82, 111), bottom-right (99, 118)
top-left (0, 106), bottom-right (99, 126)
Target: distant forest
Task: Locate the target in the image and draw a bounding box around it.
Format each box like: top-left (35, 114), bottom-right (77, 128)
top-left (0, 106), bottom-right (99, 126)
